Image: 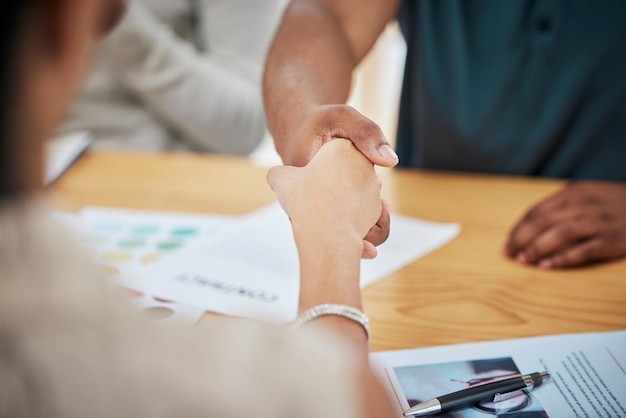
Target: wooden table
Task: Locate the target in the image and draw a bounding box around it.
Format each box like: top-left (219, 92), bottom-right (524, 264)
top-left (51, 151), bottom-right (626, 352)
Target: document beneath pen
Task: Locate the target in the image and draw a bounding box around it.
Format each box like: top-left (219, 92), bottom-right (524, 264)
top-left (371, 330), bottom-right (626, 418)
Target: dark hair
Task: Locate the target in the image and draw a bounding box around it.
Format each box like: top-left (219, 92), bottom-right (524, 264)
top-left (0, 1), bottom-right (38, 198)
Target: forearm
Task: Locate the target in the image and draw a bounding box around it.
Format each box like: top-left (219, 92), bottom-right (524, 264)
top-left (263, 0), bottom-right (400, 165)
top-left (294, 223), bottom-right (369, 352)
top-left (263, 2), bottom-right (357, 163)
top-left (101, 2), bottom-right (265, 154)
top-left (295, 228), bottom-right (395, 418)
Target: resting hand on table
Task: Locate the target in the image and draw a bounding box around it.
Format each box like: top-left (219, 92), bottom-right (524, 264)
top-left (504, 181), bottom-right (626, 268)
top-left (279, 105), bottom-right (398, 253)
top-left (267, 138), bottom-right (384, 259)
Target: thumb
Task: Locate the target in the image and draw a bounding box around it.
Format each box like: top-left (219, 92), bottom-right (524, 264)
top-left (350, 129), bottom-right (399, 168)
top-left (332, 108), bottom-right (399, 167)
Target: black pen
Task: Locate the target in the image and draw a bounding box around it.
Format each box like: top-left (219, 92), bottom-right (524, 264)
top-left (403, 371), bottom-right (550, 417)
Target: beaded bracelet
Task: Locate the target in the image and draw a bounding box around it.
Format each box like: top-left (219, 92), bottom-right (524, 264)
top-left (291, 303), bottom-right (371, 342)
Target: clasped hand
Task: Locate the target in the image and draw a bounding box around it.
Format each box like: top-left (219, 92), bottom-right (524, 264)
top-left (276, 105), bottom-right (399, 256)
top-left (268, 138), bottom-right (386, 259)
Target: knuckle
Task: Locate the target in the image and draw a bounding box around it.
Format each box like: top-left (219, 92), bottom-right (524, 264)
top-left (583, 196), bottom-right (602, 206)
top-left (555, 224), bottom-right (575, 241)
top-left (355, 119), bottom-right (384, 143)
top-left (365, 231), bottom-right (383, 247)
top-left (598, 212), bottom-right (615, 222)
top-left (522, 207), bottom-right (541, 222)
top-left (524, 247), bottom-right (539, 261)
top-left (554, 199), bottom-right (569, 211)
top-left (582, 241), bottom-right (602, 260)
top-left (522, 217), bottom-right (549, 236)
top-left (607, 228), bottom-right (622, 243)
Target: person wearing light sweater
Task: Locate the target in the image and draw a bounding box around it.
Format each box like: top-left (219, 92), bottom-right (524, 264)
top-left (0, 0), bottom-right (396, 416)
top-left (62, 0), bottom-right (286, 154)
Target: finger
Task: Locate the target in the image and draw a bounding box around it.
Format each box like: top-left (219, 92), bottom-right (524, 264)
top-left (504, 210), bottom-right (556, 257)
top-left (503, 187), bottom-right (574, 256)
top-left (350, 121), bottom-right (399, 168)
top-left (515, 219), bottom-right (599, 264)
top-left (537, 238), bottom-right (606, 269)
top-left (504, 204), bottom-right (585, 257)
top-left (503, 183), bottom-right (591, 256)
top-left (364, 200), bottom-right (391, 247)
top-left (362, 240), bottom-right (378, 259)
top-left (328, 107), bottom-right (399, 167)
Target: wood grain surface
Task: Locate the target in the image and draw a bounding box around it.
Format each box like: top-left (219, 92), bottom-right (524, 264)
top-left (51, 151), bottom-right (626, 352)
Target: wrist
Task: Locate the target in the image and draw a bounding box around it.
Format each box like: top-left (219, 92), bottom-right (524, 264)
top-left (270, 105), bottom-right (322, 167)
top-left (292, 219), bottom-right (363, 255)
top-left (292, 304), bottom-right (370, 342)
top-left (295, 224), bottom-right (364, 310)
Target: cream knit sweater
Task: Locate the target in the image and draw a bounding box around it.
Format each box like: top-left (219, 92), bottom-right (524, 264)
top-left (62, 0), bottom-right (286, 154)
top-left (0, 201), bottom-right (359, 417)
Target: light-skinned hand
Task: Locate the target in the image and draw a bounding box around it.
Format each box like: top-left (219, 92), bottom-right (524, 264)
top-left (267, 138), bottom-right (384, 259)
top-left (282, 104), bottom-right (398, 251)
top-left (503, 181), bottom-right (626, 268)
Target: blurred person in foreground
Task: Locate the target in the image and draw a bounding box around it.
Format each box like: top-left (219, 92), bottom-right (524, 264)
top-left (0, 0), bottom-right (395, 416)
top-left (62, 0), bottom-right (286, 154)
top-left (264, 0), bottom-right (626, 269)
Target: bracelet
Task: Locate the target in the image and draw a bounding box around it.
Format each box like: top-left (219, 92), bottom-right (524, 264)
top-left (291, 304), bottom-right (371, 342)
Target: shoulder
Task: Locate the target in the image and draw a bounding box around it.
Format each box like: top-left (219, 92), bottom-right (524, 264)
top-left (0, 203), bottom-right (361, 417)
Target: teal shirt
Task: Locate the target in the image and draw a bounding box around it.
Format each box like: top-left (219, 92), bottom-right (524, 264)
top-left (396, 0), bottom-right (626, 179)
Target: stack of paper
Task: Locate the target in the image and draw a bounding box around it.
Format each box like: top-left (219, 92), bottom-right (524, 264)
top-left (61, 203), bottom-right (460, 324)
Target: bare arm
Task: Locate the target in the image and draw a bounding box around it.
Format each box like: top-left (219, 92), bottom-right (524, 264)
top-left (263, 0), bottom-right (401, 166)
top-left (294, 213), bottom-right (396, 418)
top-left (267, 139), bottom-right (395, 417)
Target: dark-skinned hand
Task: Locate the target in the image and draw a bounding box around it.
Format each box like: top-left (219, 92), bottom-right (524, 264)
top-left (284, 105), bottom-right (399, 257)
top-left (503, 181), bottom-right (626, 268)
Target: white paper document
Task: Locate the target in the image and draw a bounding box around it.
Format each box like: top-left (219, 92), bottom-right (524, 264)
top-left (55, 208), bottom-right (237, 323)
top-left (77, 206), bottom-right (235, 292)
top-left (361, 212), bottom-right (461, 287)
top-left (45, 131), bottom-right (91, 185)
top-left (371, 330), bottom-right (626, 418)
top-left (60, 203), bottom-right (459, 324)
top-left (142, 203), bottom-right (460, 322)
